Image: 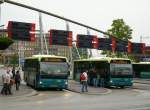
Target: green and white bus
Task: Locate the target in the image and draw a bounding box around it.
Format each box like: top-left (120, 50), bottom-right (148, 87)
top-left (133, 62), bottom-right (150, 78)
top-left (23, 55), bottom-right (70, 90)
top-left (73, 57), bottom-right (133, 88)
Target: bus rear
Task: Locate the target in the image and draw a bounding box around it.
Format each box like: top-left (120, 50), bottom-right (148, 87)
top-left (108, 59), bottom-right (133, 88)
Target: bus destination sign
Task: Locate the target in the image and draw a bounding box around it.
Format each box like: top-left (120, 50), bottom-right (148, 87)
top-left (111, 60), bottom-right (131, 64)
top-left (41, 58), bottom-right (66, 62)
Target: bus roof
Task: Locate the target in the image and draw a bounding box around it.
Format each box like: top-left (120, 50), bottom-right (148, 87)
top-left (133, 62), bottom-right (150, 64)
top-left (25, 54), bottom-right (67, 60)
top-left (74, 57), bottom-right (131, 62)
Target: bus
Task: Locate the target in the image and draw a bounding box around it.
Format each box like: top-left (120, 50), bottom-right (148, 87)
top-left (73, 57), bottom-right (133, 88)
top-left (133, 62), bottom-right (150, 78)
top-left (23, 55), bottom-right (70, 90)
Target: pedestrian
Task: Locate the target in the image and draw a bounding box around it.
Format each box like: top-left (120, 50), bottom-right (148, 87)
top-left (92, 68), bottom-right (98, 87)
top-left (15, 70), bottom-right (21, 90)
top-left (100, 69), bottom-right (105, 87)
top-left (80, 70), bottom-right (88, 92)
top-left (88, 69), bottom-right (93, 86)
top-left (97, 73), bottom-right (101, 87)
top-left (1, 69), bottom-right (12, 95)
top-left (1, 72), bottom-right (7, 95)
top-left (7, 69), bottom-right (13, 95)
top-left (12, 66), bottom-right (16, 79)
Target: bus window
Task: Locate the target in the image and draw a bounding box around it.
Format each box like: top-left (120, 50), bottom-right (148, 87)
top-left (40, 62), bottom-right (68, 75)
top-left (110, 64), bottom-right (132, 77)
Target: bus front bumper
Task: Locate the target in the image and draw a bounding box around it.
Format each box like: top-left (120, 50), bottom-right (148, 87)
top-left (37, 79), bottom-right (68, 89)
top-left (108, 78), bottom-right (133, 87)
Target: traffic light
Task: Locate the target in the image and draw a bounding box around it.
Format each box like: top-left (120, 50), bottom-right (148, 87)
top-left (76, 34), bottom-right (98, 49)
top-left (7, 21), bottom-right (35, 41)
top-left (115, 39), bottom-right (128, 52)
top-left (131, 43), bottom-right (145, 54)
top-left (49, 29), bottom-right (72, 47)
top-left (97, 38), bottom-right (112, 51)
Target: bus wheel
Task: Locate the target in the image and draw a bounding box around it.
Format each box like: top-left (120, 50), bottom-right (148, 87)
top-left (120, 86), bottom-right (124, 88)
top-left (26, 82), bottom-right (29, 86)
top-left (26, 79), bottom-right (29, 86)
top-left (34, 80), bottom-right (37, 89)
top-left (59, 88), bottom-right (63, 91)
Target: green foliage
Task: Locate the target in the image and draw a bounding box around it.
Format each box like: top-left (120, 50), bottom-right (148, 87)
top-left (108, 19), bottom-right (132, 40)
top-left (101, 19), bottom-right (133, 58)
top-left (0, 37), bottom-right (13, 50)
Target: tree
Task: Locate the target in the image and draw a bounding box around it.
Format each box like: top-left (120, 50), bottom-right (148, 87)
top-left (0, 34), bottom-right (13, 50)
top-left (108, 19), bottom-right (132, 40)
top-left (103, 19), bottom-right (133, 58)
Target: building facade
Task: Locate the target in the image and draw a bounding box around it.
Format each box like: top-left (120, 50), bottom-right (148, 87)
top-left (0, 33), bottom-right (71, 65)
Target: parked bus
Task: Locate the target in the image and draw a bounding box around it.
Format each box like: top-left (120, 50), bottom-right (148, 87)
top-left (73, 57), bottom-right (133, 88)
top-left (133, 62), bottom-right (150, 78)
top-left (23, 55), bottom-right (70, 90)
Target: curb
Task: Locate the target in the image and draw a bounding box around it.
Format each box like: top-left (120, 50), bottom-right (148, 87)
top-left (134, 81), bottom-right (150, 85)
top-left (0, 85), bottom-right (38, 99)
top-left (0, 90), bottom-right (38, 99)
top-left (67, 88), bottom-right (112, 95)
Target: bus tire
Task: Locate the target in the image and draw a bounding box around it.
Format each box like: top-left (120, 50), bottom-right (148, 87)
top-left (34, 80), bottom-right (37, 90)
top-left (26, 78), bottom-right (29, 86)
top-left (120, 86), bottom-right (124, 88)
top-left (59, 88), bottom-right (63, 91)
top-left (26, 82), bottom-right (29, 86)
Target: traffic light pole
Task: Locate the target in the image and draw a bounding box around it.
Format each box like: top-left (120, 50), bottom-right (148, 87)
top-left (1, 0), bottom-right (111, 36)
top-left (39, 12), bottom-right (44, 54)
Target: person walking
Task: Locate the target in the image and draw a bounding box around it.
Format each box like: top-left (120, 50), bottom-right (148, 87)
top-left (15, 70), bottom-right (21, 90)
top-left (92, 68), bottom-right (98, 87)
top-left (1, 70), bottom-right (12, 95)
top-left (7, 69), bottom-right (13, 95)
top-left (1, 72), bottom-right (7, 95)
top-left (100, 69), bottom-right (105, 87)
top-left (12, 66), bottom-right (16, 79)
top-left (80, 70), bottom-right (88, 92)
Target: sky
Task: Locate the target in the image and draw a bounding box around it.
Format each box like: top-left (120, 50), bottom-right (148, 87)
top-left (1, 0), bottom-right (150, 45)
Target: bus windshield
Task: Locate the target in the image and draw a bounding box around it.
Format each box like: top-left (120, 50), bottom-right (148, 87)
top-left (40, 62), bottom-right (68, 75)
top-left (110, 64), bottom-right (132, 77)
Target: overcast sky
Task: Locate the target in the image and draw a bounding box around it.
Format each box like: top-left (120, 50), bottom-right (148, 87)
top-left (1, 0), bottom-right (150, 45)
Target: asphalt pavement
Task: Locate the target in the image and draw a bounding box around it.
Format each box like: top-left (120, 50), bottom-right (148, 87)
top-left (134, 78), bottom-right (150, 84)
top-left (0, 84), bottom-right (37, 98)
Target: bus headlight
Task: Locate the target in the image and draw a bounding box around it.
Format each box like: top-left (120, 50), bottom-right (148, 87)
top-left (39, 81), bottom-right (43, 84)
top-left (65, 81), bottom-right (68, 85)
top-left (110, 80), bottom-right (113, 83)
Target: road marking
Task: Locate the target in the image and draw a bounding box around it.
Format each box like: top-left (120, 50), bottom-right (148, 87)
top-left (124, 107), bottom-right (150, 110)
